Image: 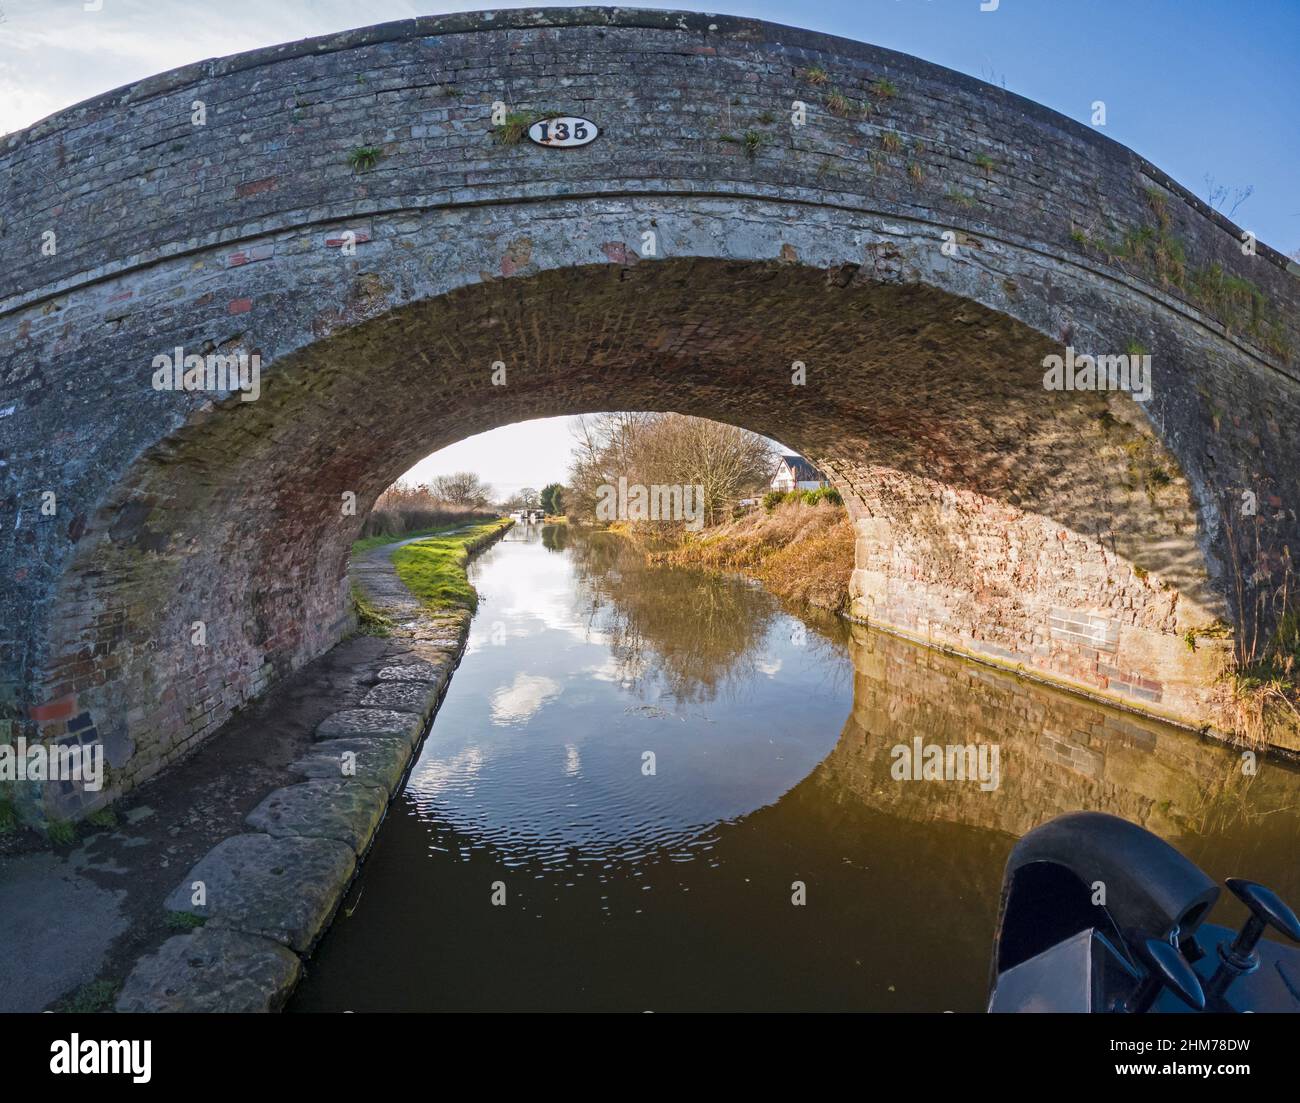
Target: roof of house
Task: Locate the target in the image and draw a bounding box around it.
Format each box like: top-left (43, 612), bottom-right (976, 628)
top-left (776, 454), bottom-right (825, 482)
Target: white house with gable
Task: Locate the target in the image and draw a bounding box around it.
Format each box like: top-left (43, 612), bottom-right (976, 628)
top-left (770, 454), bottom-right (829, 492)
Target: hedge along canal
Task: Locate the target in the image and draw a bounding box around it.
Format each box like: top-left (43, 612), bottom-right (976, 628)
top-left (113, 520), bottom-right (512, 1011)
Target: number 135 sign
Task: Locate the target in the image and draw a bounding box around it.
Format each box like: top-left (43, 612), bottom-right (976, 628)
top-left (527, 116), bottom-right (600, 148)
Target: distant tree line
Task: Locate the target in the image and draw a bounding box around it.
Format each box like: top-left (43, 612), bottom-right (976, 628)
top-left (499, 483), bottom-right (565, 515)
top-left (359, 477), bottom-right (497, 540)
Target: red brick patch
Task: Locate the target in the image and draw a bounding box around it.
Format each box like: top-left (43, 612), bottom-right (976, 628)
top-left (234, 176), bottom-right (277, 198)
top-left (228, 298), bottom-right (253, 314)
top-left (226, 244), bottom-right (275, 267)
top-left (30, 694), bottom-right (77, 723)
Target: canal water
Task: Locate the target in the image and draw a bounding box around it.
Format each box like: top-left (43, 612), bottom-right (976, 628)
top-left (291, 523), bottom-right (1300, 1012)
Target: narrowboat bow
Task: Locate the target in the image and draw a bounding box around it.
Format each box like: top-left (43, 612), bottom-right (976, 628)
top-left (989, 812), bottom-right (1300, 1012)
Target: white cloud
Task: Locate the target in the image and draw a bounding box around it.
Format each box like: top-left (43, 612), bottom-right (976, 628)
top-left (0, 0), bottom-right (426, 135)
top-left (410, 743), bottom-right (485, 794)
top-left (490, 672), bottom-right (561, 725)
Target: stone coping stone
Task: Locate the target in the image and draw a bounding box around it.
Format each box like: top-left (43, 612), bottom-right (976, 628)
top-left (164, 833), bottom-right (355, 952)
top-left (376, 660), bottom-right (447, 682)
top-left (315, 707), bottom-right (423, 746)
top-left (359, 679), bottom-right (441, 717)
top-left (396, 625), bottom-right (464, 647)
top-left (288, 735), bottom-right (412, 795)
top-left (245, 779), bottom-right (388, 855)
top-left (407, 647), bottom-right (460, 669)
top-left (115, 926), bottom-right (301, 1013)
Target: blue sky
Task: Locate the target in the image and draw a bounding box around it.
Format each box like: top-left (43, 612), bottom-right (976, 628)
top-left (2, 0), bottom-right (1293, 493)
top-left (785, 0), bottom-right (1299, 251)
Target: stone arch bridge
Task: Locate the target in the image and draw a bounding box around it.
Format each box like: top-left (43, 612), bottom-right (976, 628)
top-left (2, 8), bottom-right (1298, 823)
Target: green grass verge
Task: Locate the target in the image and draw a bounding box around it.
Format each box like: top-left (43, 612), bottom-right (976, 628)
top-left (389, 520), bottom-right (510, 614)
top-left (351, 584), bottom-right (395, 636)
top-left (350, 522), bottom-right (470, 557)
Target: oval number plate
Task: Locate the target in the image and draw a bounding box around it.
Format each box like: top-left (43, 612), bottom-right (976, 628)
top-left (527, 116), bottom-right (599, 148)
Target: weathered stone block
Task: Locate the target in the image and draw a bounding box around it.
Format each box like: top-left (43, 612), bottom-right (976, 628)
top-left (245, 779), bottom-right (388, 854)
top-left (288, 735), bottom-right (412, 794)
top-left (1049, 608), bottom-right (1121, 653)
top-left (376, 660), bottom-right (447, 683)
top-left (115, 926), bottom-right (301, 1013)
top-left (315, 708), bottom-right (424, 746)
top-left (164, 833), bottom-right (355, 952)
top-left (358, 679), bottom-right (441, 716)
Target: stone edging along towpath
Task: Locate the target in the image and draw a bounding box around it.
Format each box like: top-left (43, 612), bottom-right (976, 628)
top-left (113, 521), bottom-right (512, 1011)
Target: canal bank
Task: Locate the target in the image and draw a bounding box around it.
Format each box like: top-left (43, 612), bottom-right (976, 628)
top-left (112, 520), bottom-right (512, 1010)
top-left (0, 521), bottom-right (509, 1013)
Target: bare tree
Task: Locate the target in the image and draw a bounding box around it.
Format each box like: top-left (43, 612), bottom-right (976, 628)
top-left (429, 471), bottom-right (493, 507)
top-left (567, 413), bottom-right (654, 520)
top-left (567, 412), bottom-right (774, 527)
top-left (635, 414), bottom-right (775, 525)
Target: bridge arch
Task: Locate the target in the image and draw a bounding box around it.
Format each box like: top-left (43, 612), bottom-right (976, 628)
top-left (2, 9), bottom-right (1297, 819)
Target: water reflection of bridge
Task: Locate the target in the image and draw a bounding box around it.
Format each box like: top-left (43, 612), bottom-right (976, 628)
top-left (810, 623), bottom-right (1300, 846)
top-left (565, 523), bottom-right (1300, 853)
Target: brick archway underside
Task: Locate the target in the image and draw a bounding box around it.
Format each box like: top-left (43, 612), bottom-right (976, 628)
top-left (36, 258), bottom-right (1224, 814)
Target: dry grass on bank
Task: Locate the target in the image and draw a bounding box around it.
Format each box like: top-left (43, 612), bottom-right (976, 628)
top-left (648, 501), bottom-right (855, 613)
top-left (1218, 609), bottom-right (1300, 746)
top-left (359, 484), bottom-right (496, 541)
